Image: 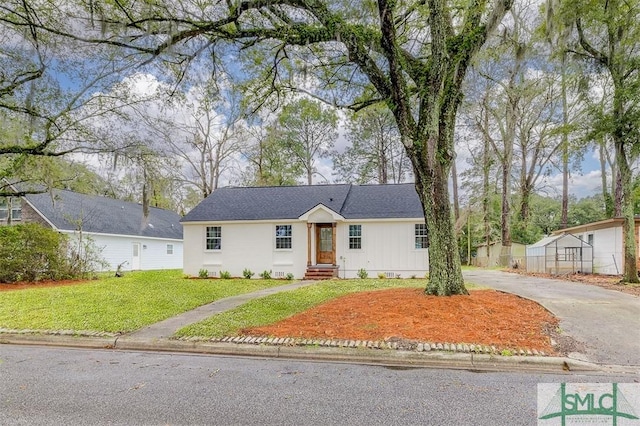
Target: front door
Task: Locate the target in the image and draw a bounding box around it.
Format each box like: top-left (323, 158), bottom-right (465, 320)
top-left (316, 224), bottom-right (334, 264)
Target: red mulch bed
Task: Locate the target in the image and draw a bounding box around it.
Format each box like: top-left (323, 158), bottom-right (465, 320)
top-left (243, 288), bottom-right (558, 353)
top-left (0, 279), bottom-right (89, 292)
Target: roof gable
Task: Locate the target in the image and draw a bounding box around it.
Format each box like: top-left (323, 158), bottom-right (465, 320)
top-left (181, 184), bottom-right (424, 222)
top-left (24, 189), bottom-right (183, 240)
top-left (298, 203), bottom-right (345, 222)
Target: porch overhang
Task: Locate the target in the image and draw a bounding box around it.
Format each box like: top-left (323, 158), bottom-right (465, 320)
top-left (298, 203), bottom-right (344, 223)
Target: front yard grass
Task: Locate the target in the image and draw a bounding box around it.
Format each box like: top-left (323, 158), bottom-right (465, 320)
top-left (174, 279), bottom-right (481, 338)
top-left (0, 270), bottom-right (290, 333)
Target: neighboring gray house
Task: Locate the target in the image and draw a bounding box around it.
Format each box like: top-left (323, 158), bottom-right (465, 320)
top-left (1, 189), bottom-right (183, 271)
top-left (181, 184), bottom-right (429, 279)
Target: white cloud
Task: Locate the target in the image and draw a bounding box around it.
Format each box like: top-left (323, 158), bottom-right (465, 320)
top-left (539, 169), bottom-right (603, 199)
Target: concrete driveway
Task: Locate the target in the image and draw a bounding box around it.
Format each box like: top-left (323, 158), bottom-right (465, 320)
top-left (463, 269), bottom-right (640, 366)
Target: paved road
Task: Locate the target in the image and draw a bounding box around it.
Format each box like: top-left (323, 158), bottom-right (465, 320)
top-left (463, 269), bottom-right (640, 366)
top-left (1, 345), bottom-right (636, 426)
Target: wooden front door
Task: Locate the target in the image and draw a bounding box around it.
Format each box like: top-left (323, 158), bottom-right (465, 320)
top-left (316, 224), bottom-right (334, 264)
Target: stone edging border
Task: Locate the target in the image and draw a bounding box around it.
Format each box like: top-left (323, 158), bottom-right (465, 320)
top-left (173, 335), bottom-right (549, 357)
top-left (0, 328), bottom-right (549, 356)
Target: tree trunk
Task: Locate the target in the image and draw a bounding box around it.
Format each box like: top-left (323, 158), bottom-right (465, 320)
top-left (614, 167), bottom-right (623, 217)
top-left (560, 54), bottom-right (569, 230)
top-left (451, 159), bottom-right (460, 222)
top-left (500, 157), bottom-right (512, 264)
top-left (499, 71), bottom-right (517, 265)
top-left (520, 185), bottom-right (531, 224)
top-left (612, 68), bottom-right (639, 282)
top-left (413, 159), bottom-right (467, 296)
top-left (481, 101), bottom-right (492, 264)
top-left (599, 140), bottom-right (614, 217)
top-left (617, 141), bottom-right (638, 282)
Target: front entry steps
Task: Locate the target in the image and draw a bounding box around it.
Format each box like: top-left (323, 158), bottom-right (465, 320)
top-left (304, 265), bottom-right (339, 280)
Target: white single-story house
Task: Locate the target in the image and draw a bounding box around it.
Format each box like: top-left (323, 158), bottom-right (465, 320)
top-left (1, 189), bottom-right (183, 271)
top-left (180, 184), bottom-right (429, 279)
top-left (525, 233), bottom-right (593, 274)
top-left (549, 218), bottom-right (640, 275)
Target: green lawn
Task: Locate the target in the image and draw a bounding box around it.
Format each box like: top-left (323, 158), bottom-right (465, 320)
top-left (175, 279), bottom-right (481, 338)
top-left (0, 270), bottom-right (290, 333)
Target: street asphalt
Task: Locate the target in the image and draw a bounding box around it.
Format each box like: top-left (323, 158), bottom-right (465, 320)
top-left (2, 270), bottom-right (639, 374)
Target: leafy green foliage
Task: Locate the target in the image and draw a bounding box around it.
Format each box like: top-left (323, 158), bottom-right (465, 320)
top-left (219, 270), bottom-right (231, 279)
top-left (259, 270), bottom-right (272, 279)
top-left (333, 106), bottom-right (411, 184)
top-left (0, 270), bottom-right (288, 332)
top-left (240, 124), bottom-right (303, 186)
top-left (278, 98), bottom-right (338, 184)
top-left (242, 268), bottom-right (255, 279)
top-left (198, 269), bottom-right (209, 278)
top-left (0, 223), bottom-right (103, 283)
top-left (356, 268), bottom-right (368, 279)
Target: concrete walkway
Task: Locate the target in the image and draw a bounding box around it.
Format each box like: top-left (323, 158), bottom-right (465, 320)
top-left (128, 280), bottom-right (319, 340)
top-left (463, 269), bottom-right (640, 366)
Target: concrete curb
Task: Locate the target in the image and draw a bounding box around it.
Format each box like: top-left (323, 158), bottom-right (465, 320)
top-left (0, 333), bottom-right (617, 374)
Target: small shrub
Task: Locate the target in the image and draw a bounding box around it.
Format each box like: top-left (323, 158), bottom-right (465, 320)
top-left (410, 275), bottom-right (417, 279)
top-left (500, 349), bottom-right (513, 357)
top-left (395, 274), bottom-right (402, 279)
top-left (219, 270), bottom-right (231, 279)
top-left (377, 272), bottom-right (386, 279)
top-left (259, 270), bottom-right (272, 279)
top-left (242, 268), bottom-right (255, 279)
top-left (0, 223), bottom-right (105, 283)
top-left (285, 273), bottom-right (295, 280)
top-left (198, 269), bottom-right (209, 278)
top-left (356, 268), bottom-right (368, 279)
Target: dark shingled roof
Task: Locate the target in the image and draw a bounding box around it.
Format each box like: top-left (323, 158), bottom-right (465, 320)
top-left (181, 183), bottom-right (424, 222)
top-left (25, 189), bottom-right (183, 239)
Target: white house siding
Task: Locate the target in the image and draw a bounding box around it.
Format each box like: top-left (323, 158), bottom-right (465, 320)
top-left (183, 220), bottom-right (429, 279)
top-left (183, 221), bottom-right (307, 278)
top-left (576, 227), bottom-right (623, 275)
top-left (337, 221), bottom-right (429, 279)
top-left (63, 231), bottom-right (183, 271)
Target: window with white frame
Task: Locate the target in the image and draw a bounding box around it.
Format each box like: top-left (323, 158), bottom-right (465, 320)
top-left (0, 197), bottom-right (21, 221)
top-left (167, 244), bottom-right (174, 255)
top-left (275, 225), bottom-right (292, 249)
top-left (349, 225), bottom-right (362, 249)
top-left (206, 226), bottom-right (221, 250)
top-left (415, 224), bottom-right (428, 249)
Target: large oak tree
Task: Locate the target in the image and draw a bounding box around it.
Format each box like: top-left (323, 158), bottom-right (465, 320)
top-left (21, 0), bottom-right (514, 295)
top-left (551, 0), bottom-right (640, 282)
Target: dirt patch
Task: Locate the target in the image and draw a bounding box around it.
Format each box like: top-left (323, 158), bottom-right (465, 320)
top-left (506, 269), bottom-right (640, 297)
top-left (0, 279), bottom-right (89, 292)
top-left (243, 288), bottom-right (559, 354)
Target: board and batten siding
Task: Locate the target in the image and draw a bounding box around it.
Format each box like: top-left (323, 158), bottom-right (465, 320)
top-left (63, 231), bottom-right (183, 271)
top-left (336, 221), bottom-right (429, 278)
top-left (183, 220), bottom-right (429, 279)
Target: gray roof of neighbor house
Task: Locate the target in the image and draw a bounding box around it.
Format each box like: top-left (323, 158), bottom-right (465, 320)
top-left (181, 183), bottom-right (424, 222)
top-left (25, 189), bottom-right (183, 240)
